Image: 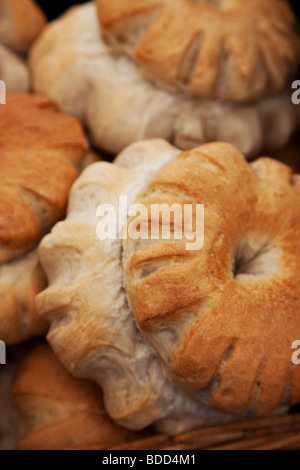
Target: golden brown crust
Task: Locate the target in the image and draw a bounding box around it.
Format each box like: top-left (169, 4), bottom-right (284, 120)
top-left (11, 344), bottom-right (139, 450)
top-left (0, 92), bottom-right (89, 263)
top-left (0, 250), bottom-right (48, 344)
top-left (0, 0), bottom-right (46, 54)
top-left (123, 142), bottom-right (300, 417)
top-left (0, 92), bottom-right (89, 344)
top-left (97, 0), bottom-right (300, 102)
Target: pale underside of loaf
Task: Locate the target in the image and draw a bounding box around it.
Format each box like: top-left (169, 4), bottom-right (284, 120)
top-left (0, 44), bottom-right (29, 91)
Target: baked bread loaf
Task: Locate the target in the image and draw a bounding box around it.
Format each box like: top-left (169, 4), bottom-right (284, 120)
top-left (0, 0), bottom-right (46, 91)
top-left (97, 0), bottom-right (300, 103)
top-left (37, 139), bottom-right (294, 433)
top-left (0, 344), bottom-right (31, 450)
top-left (121, 142), bottom-right (300, 417)
top-left (0, 92), bottom-right (90, 344)
top-left (30, 2), bottom-right (300, 159)
top-left (11, 344), bottom-right (138, 450)
top-left (0, 44), bottom-right (29, 92)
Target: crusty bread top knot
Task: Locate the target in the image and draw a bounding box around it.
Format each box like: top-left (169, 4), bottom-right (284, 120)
top-left (0, 0), bottom-right (46, 54)
top-left (97, 0), bottom-right (300, 102)
top-left (0, 93), bottom-right (89, 264)
top-left (123, 142), bottom-right (300, 417)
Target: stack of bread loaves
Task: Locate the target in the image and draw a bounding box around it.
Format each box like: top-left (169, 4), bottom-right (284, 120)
top-left (0, 0), bottom-right (46, 91)
top-left (0, 92), bottom-right (90, 345)
top-left (0, 0), bottom-right (300, 451)
top-left (36, 139), bottom-right (300, 434)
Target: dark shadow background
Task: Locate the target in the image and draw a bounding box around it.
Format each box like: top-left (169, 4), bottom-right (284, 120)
top-left (36, 0), bottom-right (300, 21)
top-left (36, 0), bottom-right (88, 20)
